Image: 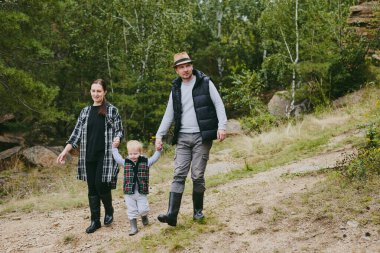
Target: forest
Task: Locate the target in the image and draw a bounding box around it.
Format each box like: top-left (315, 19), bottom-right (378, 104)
top-left (0, 0), bottom-right (379, 145)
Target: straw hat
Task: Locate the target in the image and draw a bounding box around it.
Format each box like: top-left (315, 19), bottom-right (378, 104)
top-left (173, 52), bottom-right (193, 67)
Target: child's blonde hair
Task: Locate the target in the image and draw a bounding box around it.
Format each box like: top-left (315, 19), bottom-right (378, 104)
top-left (126, 140), bottom-right (143, 153)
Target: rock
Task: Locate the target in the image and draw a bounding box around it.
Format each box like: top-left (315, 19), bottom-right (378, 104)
top-left (0, 113), bottom-right (15, 124)
top-left (268, 91), bottom-right (309, 117)
top-left (347, 1), bottom-right (379, 59)
top-left (347, 220), bottom-right (359, 228)
top-left (47, 146), bottom-right (73, 163)
top-left (21, 146), bottom-right (58, 167)
top-left (0, 133), bottom-right (25, 146)
top-left (226, 119), bottom-right (243, 135)
top-left (290, 99), bottom-right (310, 118)
top-left (268, 91), bottom-right (290, 117)
top-left (0, 146), bottom-right (22, 160)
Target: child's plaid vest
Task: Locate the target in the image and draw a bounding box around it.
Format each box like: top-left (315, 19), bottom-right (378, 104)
top-left (123, 156), bottom-right (149, 195)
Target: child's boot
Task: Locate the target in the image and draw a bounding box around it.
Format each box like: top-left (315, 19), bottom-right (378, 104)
top-left (129, 218), bottom-right (138, 236)
top-left (142, 215), bottom-right (149, 226)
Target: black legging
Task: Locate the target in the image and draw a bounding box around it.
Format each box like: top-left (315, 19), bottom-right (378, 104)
top-left (86, 159), bottom-right (111, 196)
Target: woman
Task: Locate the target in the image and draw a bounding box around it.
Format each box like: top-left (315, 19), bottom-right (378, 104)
top-left (57, 79), bottom-right (124, 233)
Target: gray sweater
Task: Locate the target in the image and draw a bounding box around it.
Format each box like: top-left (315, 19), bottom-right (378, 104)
top-left (156, 75), bottom-right (227, 139)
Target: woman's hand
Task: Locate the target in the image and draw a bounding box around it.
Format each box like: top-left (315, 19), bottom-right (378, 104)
top-left (57, 144), bottom-right (73, 164)
top-left (57, 151), bottom-right (67, 164)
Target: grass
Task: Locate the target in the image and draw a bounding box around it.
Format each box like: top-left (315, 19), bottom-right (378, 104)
top-left (283, 172), bottom-right (380, 230)
top-left (0, 85), bottom-right (380, 252)
top-left (118, 214), bottom-right (223, 252)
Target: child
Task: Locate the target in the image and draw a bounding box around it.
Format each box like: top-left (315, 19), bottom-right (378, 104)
top-left (112, 140), bottom-right (161, 236)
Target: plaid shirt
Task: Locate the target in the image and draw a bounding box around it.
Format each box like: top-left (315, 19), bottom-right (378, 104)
top-left (67, 103), bottom-right (124, 189)
top-left (124, 156), bottom-right (149, 195)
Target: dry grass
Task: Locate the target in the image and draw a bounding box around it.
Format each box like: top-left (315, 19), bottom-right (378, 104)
top-left (0, 85), bottom-right (379, 216)
top-left (283, 173), bottom-right (380, 232)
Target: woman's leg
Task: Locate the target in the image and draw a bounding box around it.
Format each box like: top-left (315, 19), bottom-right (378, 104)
top-left (85, 161), bottom-right (101, 233)
top-left (93, 158), bottom-right (114, 225)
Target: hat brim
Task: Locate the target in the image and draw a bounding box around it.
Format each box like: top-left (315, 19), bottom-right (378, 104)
top-left (173, 59), bottom-right (193, 67)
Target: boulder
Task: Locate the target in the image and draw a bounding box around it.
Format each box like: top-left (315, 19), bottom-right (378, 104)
top-left (268, 91), bottom-right (290, 117)
top-left (21, 146), bottom-right (58, 167)
top-left (226, 119), bottom-right (243, 135)
top-left (47, 146), bottom-right (73, 163)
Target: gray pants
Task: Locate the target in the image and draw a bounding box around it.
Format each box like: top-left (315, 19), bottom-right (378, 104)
top-left (124, 185), bottom-right (149, 220)
top-left (171, 133), bottom-right (213, 193)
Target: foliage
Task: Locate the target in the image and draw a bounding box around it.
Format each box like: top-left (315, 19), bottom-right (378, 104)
top-left (0, 0), bottom-right (378, 144)
top-left (366, 120), bottom-right (380, 149)
top-left (338, 120), bottom-right (380, 181)
top-left (0, 0), bottom-right (65, 141)
top-left (328, 33), bottom-right (370, 98)
top-left (221, 69), bottom-right (264, 115)
top-left (240, 113), bottom-right (278, 134)
top-left (338, 148), bottom-right (380, 181)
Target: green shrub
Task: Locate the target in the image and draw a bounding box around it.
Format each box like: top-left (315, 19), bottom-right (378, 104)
top-left (338, 122), bottom-right (380, 181)
top-left (240, 113), bottom-right (278, 134)
top-left (366, 122), bottom-right (380, 148)
top-left (340, 148), bottom-right (380, 181)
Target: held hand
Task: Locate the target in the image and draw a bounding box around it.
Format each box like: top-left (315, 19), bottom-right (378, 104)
top-left (112, 137), bottom-right (120, 148)
top-left (155, 138), bottom-right (163, 151)
top-left (217, 129), bottom-right (226, 142)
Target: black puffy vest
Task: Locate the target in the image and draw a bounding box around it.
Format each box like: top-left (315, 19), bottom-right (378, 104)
top-left (171, 69), bottom-right (218, 144)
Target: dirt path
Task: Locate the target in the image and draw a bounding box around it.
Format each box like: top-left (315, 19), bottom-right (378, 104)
top-left (1, 147), bottom-right (379, 253)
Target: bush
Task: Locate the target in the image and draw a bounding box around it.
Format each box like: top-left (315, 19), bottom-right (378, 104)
top-left (366, 122), bottom-right (380, 148)
top-left (338, 122), bottom-right (380, 181)
top-left (339, 148), bottom-right (380, 181)
top-left (240, 113), bottom-right (278, 134)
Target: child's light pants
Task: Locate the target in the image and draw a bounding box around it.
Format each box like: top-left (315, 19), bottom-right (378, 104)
top-left (124, 185), bottom-right (149, 220)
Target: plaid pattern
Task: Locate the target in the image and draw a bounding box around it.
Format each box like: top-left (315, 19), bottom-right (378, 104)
top-left (67, 103), bottom-right (124, 189)
top-left (124, 156), bottom-right (149, 195)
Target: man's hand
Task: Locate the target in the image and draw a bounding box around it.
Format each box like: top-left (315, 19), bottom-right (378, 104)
top-left (217, 129), bottom-right (226, 142)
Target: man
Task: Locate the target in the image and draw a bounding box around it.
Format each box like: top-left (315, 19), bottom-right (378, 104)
top-left (155, 51), bottom-right (227, 226)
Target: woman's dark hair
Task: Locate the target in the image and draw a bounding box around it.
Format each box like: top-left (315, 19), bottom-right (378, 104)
top-left (92, 79), bottom-right (107, 116)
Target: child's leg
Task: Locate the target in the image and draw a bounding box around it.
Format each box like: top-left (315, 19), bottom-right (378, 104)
top-left (136, 193), bottom-right (150, 217)
top-left (136, 193), bottom-right (150, 225)
top-left (124, 194), bottom-right (139, 220)
top-left (124, 194), bottom-right (139, 235)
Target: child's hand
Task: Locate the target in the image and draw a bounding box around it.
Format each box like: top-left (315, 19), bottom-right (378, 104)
top-left (112, 137), bottom-right (120, 148)
top-left (156, 145), bottom-right (163, 152)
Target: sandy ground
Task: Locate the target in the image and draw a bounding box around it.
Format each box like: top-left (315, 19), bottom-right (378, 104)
top-left (0, 146), bottom-right (379, 253)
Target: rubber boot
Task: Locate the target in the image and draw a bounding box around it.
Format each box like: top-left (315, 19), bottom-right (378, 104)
top-left (100, 191), bottom-right (114, 225)
top-left (142, 215), bottom-right (149, 226)
top-left (86, 195), bottom-right (101, 233)
top-left (129, 218), bottom-right (138, 236)
top-left (157, 192), bottom-right (183, 226)
top-left (193, 191), bottom-right (204, 220)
